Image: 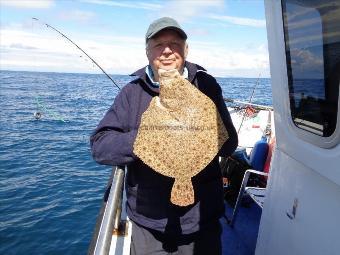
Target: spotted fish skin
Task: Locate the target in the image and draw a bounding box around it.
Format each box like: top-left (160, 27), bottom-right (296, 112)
top-left (133, 69), bottom-right (229, 206)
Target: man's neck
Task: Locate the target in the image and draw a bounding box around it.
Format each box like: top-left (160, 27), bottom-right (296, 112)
top-left (146, 66), bottom-right (187, 87)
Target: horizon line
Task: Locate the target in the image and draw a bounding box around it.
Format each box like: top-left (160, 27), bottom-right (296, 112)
top-left (0, 68), bottom-right (271, 79)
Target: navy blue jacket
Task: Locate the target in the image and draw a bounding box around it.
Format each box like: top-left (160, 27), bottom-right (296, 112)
top-left (90, 61), bottom-right (238, 234)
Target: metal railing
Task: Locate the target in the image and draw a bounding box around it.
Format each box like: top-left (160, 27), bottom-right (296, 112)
top-left (224, 98), bottom-right (273, 110)
top-left (92, 166), bottom-right (125, 255)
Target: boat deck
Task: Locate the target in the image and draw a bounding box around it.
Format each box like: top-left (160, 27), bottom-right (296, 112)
top-left (91, 173), bottom-right (263, 255)
top-left (222, 200), bottom-right (262, 255)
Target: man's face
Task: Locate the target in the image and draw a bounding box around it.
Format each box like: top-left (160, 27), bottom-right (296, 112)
top-left (146, 29), bottom-right (188, 81)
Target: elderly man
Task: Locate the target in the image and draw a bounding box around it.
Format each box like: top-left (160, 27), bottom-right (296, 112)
top-left (91, 17), bottom-right (238, 255)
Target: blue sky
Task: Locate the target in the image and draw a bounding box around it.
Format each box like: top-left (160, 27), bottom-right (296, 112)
top-left (0, 0), bottom-right (269, 77)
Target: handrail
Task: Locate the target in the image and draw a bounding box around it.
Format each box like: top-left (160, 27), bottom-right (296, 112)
top-left (224, 98), bottom-right (273, 110)
top-left (93, 166), bottom-right (125, 255)
top-left (228, 169), bottom-right (268, 227)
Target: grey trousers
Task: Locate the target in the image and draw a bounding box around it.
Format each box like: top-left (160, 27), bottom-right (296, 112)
top-left (130, 221), bottom-right (222, 255)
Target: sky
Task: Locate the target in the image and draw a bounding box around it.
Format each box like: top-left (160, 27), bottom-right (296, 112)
top-left (0, 0), bottom-right (269, 78)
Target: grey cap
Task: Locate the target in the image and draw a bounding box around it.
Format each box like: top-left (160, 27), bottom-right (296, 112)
top-left (145, 17), bottom-right (187, 42)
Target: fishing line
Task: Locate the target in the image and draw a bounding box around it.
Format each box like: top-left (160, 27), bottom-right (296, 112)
top-left (35, 96), bottom-right (66, 122)
top-left (32, 17), bottom-right (121, 91)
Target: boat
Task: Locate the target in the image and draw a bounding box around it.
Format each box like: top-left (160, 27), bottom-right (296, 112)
top-left (88, 0), bottom-right (340, 254)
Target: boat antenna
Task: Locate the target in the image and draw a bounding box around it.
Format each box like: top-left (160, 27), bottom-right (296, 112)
top-left (32, 17), bottom-right (121, 91)
top-left (237, 73), bottom-right (261, 134)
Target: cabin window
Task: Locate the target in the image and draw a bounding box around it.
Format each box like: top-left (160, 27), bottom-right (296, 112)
top-left (282, 0), bottom-right (340, 137)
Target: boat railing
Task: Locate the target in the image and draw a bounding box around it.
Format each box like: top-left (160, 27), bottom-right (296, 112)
top-left (89, 166), bottom-right (125, 255)
top-left (224, 98), bottom-right (273, 111)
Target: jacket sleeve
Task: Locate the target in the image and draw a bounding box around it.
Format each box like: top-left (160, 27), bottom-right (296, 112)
top-left (214, 84), bottom-right (238, 157)
top-left (90, 87), bottom-right (138, 166)
top-left (196, 71), bottom-right (238, 157)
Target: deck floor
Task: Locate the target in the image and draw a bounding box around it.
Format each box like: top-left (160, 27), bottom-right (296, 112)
top-left (221, 200), bottom-right (262, 255)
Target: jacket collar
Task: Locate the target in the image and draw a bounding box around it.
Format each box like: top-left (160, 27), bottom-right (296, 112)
top-left (185, 61), bottom-right (206, 83)
top-left (130, 61), bottom-right (206, 92)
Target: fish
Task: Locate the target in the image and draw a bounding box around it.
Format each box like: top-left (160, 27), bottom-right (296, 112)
top-left (133, 69), bottom-right (229, 206)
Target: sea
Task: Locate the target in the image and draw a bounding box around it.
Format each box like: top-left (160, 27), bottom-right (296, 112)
top-left (0, 70), bottom-right (272, 255)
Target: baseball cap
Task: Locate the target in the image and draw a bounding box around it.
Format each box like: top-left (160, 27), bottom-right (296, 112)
top-left (145, 17), bottom-right (187, 42)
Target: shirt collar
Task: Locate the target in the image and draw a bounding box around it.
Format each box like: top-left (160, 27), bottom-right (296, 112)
top-left (145, 65), bottom-right (189, 87)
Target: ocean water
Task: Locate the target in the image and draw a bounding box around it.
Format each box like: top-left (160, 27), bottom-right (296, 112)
top-left (0, 70), bottom-right (271, 255)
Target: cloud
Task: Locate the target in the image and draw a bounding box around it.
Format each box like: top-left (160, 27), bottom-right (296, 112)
top-left (9, 43), bottom-right (37, 50)
top-left (58, 10), bottom-right (96, 23)
top-left (1, 0), bottom-right (54, 9)
top-left (208, 14), bottom-right (266, 28)
top-left (156, 0), bottom-right (224, 22)
top-left (290, 48), bottom-right (323, 78)
top-left (0, 28), bottom-right (147, 74)
top-left (81, 0), bottom-right (161, 10)
top-left (0, 27), bottom-right (269, 77)
top-left (187, 40), bottom-right (269, 77)
top-left (79, 0), bottom-right (223, 22)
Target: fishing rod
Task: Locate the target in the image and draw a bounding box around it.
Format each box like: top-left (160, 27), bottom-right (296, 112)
top-left (32, 17), bottom-right (121, 90)
top-left (236, 74), bottom-right (262, 134)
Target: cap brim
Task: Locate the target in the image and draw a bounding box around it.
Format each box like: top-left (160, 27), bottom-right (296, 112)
top-left (147, 26), bottom-right (187, 40)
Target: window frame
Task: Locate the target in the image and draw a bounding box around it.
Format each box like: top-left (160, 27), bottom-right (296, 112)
top-left (280, 0), bottom-right (340, 148)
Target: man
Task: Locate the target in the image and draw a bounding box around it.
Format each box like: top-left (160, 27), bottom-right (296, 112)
top-left (91, 17), bottom-right (238, 255)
